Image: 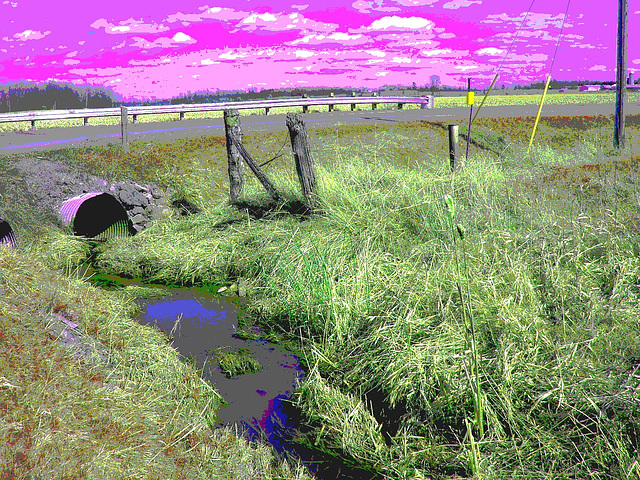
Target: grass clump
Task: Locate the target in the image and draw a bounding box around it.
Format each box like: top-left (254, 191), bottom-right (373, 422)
top-left (214, 347), bottom-right (263, 378)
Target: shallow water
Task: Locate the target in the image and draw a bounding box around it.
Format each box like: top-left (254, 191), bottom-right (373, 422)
top-left (84, 269), bottom-right (380, 479)
top-left (132, 289), bottom-right (305, 431)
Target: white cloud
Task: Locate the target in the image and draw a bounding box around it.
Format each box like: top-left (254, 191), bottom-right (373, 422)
top-left (130, 32), bottom-right (196, 49)
top-left (219, 50), bottom-right (250, 60)
top-left (391, 56), bottom-right (411, 63)
top-left (368, 16), bottom-right (434, 30)
top-left (476, 47), bottom-right (504, 56)
top-left (172, 32), bottom-right (193, 43)
top-left (243, 12), bottom-right (278, 23)
top-left (12, 29), bottom-right (51, 41)
top-left (420, 48), bottom-right (452, 56)
top-left (365, 49), bottom-right (386, 57)
top-left (90, 18), bottom-right (169, 34)
top-left (443, 0), bottom-right (481, 9)
top-left (588, 65), bottom-right (607, 71)
top-left (292, 4), bottom-right (309, 10)
top-left (200, 58), bottom-right (218, 65)
top-left (396, 0), bottom-right (438, 4)
top-left (454, 65), bottom-right (478, 71)
top-left (295, 49), bottom-right (315, 58)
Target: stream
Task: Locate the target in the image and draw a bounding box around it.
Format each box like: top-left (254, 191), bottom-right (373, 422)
top-left (82, 267), bottom-right (381, 480)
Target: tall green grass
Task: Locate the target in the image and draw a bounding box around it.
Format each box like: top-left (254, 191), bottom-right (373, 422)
top-left (2, 113), bottom-right (640, 479)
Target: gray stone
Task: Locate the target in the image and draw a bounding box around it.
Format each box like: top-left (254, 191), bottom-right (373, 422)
top-left (2, 157), bottom-right (197, 237)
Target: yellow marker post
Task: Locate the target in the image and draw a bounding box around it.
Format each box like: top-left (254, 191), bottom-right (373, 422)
top-left (466, 91), bottom-right (475, 105)
top-left (527, 74), bottom-right (552, 155)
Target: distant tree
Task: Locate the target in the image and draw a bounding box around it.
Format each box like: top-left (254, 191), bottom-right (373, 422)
top-left (430, 75), bottom-right (441, 90)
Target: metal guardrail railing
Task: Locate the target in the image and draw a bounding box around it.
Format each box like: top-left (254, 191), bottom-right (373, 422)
top-left (0, 95), bottom-right (434, 130)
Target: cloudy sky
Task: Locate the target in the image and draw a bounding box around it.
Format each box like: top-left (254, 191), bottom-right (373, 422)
top-left (1, 0), bottom-right (639, 100)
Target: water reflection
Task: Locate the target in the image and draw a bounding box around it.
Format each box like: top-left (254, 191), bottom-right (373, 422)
top-left (133, 290), bottom-right (305, 434)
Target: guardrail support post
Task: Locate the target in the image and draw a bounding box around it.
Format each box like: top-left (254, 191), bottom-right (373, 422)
top-left (30, 120), bottom-right (36, 131)
top-left (329, 92), bottom-right (334, 112)
top-left (286, 112), bottom-right (318, 210)
top-left (224, 109), bottom-right (244, 204)
top-left (398, 102), bottom-right (403, 110)
top-left (265, 107), bottom-right (270, 115)
top-left (372, 92), bottom-right (377, 110)
top-left (83, 117), bottom-right (89, 126)
top-left (132, 114), bottom-right (138, 124)
top-left (448, 124), bottom-right (459, 172)
top-left (179, 112), bottom-right (185, 121)
top-left (121, 106), bottom-right (129, 153)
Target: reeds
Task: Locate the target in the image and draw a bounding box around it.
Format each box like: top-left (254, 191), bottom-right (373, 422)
top-left (443, 194), bottom-right (484, 474)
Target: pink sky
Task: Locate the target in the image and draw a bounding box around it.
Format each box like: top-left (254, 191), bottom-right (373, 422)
top-left (1, 0), bottom-right (639, 100)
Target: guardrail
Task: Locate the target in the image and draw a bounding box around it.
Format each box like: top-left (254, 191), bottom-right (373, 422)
top-left (0, 95), bottom-right (434, 130)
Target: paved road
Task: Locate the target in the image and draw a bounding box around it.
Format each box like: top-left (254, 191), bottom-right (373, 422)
top-left (1, 102), bottom-right (638, 155)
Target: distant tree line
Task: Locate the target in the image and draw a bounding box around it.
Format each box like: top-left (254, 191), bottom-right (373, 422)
top-left (1, 78), bottom-right (631, 113)
top-left (0, 81), bottom-right (117, 113)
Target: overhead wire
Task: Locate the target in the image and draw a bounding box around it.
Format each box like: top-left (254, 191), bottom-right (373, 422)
top-left (471, 0), bottom-right (538, 124)
top-left (526, 0), bottom-right (572, 154)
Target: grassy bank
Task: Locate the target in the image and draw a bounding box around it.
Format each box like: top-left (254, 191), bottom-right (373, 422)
top-left (2, 111), bottom-right (640, 479)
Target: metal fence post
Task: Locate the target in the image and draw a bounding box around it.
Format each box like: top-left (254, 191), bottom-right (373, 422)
top-left (121, 106), bottom-right (129, 153)
top-left (448, 124), bottom-right (458, 172)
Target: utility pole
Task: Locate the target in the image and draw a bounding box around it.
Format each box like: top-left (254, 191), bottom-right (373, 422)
top-left (614, 0), bottom-right (628, 150)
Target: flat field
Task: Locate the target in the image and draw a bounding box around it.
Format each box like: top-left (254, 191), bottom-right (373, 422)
top-left (1, 91), bottom-right (638, 132)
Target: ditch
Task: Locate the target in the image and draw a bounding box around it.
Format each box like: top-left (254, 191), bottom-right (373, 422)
top-left (79, 265), bottom-right (382, 480)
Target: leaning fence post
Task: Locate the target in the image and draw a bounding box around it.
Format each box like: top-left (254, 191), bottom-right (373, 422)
top-left (121, 106), bottom-right (129, 153)
top-left (224, 109), bottom-right (245, 204)
top-left (448, 124), bottom-right (459, 172)
top-left (286, 112), bottom-right (318, 209)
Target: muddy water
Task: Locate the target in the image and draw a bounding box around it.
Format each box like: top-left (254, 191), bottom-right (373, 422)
top-left (83, 268), bottom-right (380, 480)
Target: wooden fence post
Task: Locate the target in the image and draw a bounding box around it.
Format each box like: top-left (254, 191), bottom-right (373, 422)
top-left (286, 112), bottom-right (318, 209)
top-left (121, 106), bottom-right (129, 153)
top-left (329, 92), bottom-right (334, 112)
top-left (224, 110), bottom-right (280, 202)
top-left (372, 92), bottom-right (377, 110)
top-left (351, 91), bottom-right (356, 111)
top-left (224, 109), bottom-right (245, 203)
top-left (448, 124), bottom-right (458, 172)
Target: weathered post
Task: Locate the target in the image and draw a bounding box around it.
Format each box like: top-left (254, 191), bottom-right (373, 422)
top-left (448, 124), bottom-right (459, 172)
top-left (83, 117), bottom-right (89, 126)
top-left (329, 92), bottom-right (334, 112)
top-left (351, 91), bottom-right (356, 111)
top-left (121, 106), bottom-right (129, 153)
top-left (372, 91), bottom-right (377, 110)
top-left (302, 94), bottom-right (309, 113)
top-left (30, 120), bottom-right (36, 131)
top-left (224, 109), bottom-right (245, 204)
top-left (286, 112), bottom-right (318, 209)
top-left (132, 114), bottom-right (138, 124)
top-left (179, 112), bottom-right (185, 121)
